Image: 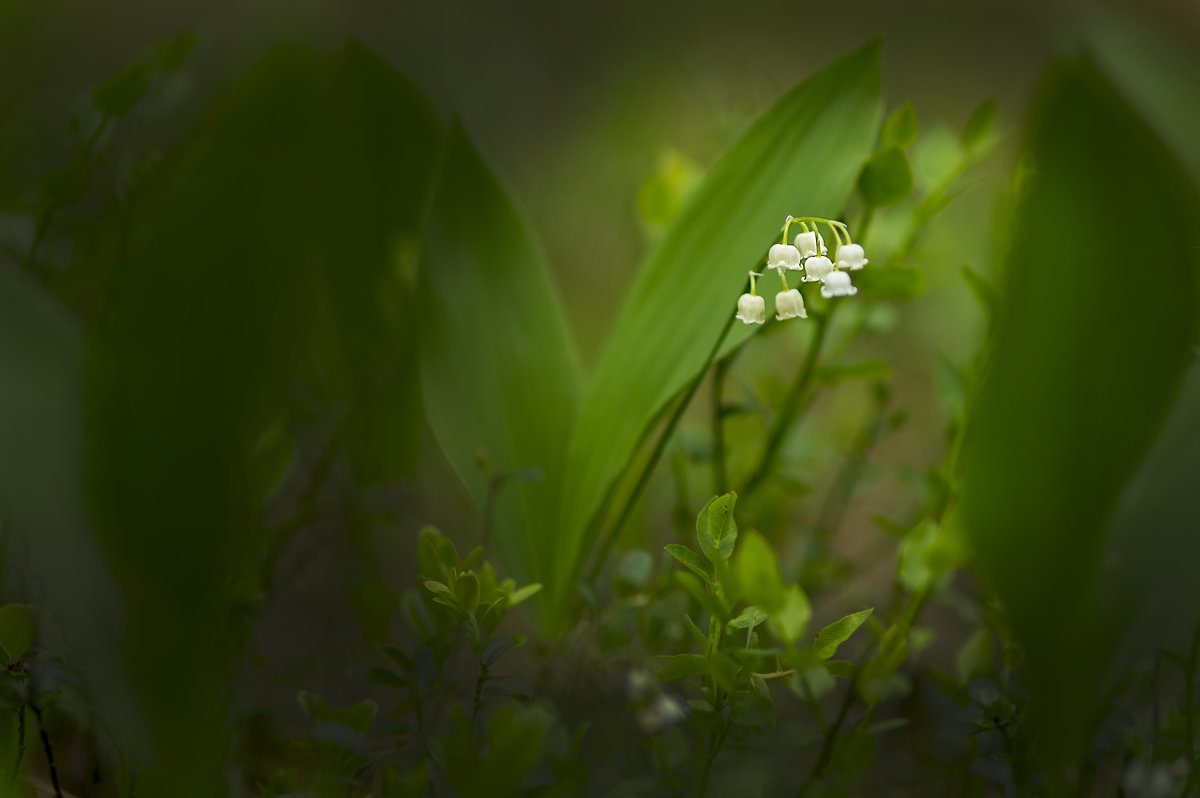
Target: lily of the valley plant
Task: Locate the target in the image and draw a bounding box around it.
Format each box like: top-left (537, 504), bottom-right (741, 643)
top-left (736, 215), bottom-right (866, 323)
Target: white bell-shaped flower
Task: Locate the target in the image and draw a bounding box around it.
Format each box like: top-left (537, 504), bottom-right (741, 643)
top-left (794, 231), bottom-right (827, 258)
top-left (775, 289), bottom-right (808, 320)
top-left (820, 270), bottom-right (858, 298)
top-left (767, 243), bottom-right (802, 271)
top-left (803, 256), bottom-right (834, 283)
top-left (836, 243), bottom-right (869, 271)
top-left (736, 293), bottom-right (766, 324)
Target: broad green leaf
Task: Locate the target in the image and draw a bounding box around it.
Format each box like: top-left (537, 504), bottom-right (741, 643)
top-left (553, 41), bottom-right (883, 613)
top-left (81, 45), bottom-right (439, 796)
top-left (695, 492), bottom-right (738, 563)
top-left (960, 59), bottom-right (1199, 772)
top-left (419, 120), bottom-right (582, 595)
top-left (664, 544), bottom-right (714, 583)
top-left (813, 609), bottom-right (873, 660)
top-left (657, 653), bottom-right (711, 681)
top-left (857, 146), bottom-right (913, 207)
top-left (0, 605), bottom-right (33, 664)
top-left (881, 103), bottom-right (918, 149)
top-left (1098, 364), bottom-right (1200, 683)
top-left (734, 531), bottom-right (787, 613)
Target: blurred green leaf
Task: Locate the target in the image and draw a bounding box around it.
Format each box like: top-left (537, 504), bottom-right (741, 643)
top-left (83, 43), bottom-right (439, 795)
top-left (770, 585), bottom-right (813, 644)
top-left (92, 61), bottom-right (155, 118)
top-left (1085, 11), bottom-right (1200, 187)
top-left (418, 120), bottom-right (582, 596)
top-left (959, 264), bottom-right (996, 316)
top-left (881, 103), bottom-right (918, 149)
top-left (734, 530), bottom-right (787, 614)
top-left (962, 99), bottom-right (997, 152)
top-left (481, 636), bottom-right (522, 667)
top-left (658, 653), bottom-right (711, 681)
top-left (695, 492), bottom-right (738, 563)
top-left (813, 608), bottom-right (873, 660)
top-left (960, 58), bottom-right (1199, 772)
top-left (853, 264), bottom-right (926, 301)
top-left (665, 543), bottom-right (714, 583)
top-left (857, 146), bottom-right (913, 207)
top-left (555, 41), bottom-right (883, 615)
top-left (0, 604), bottom-right (33, 664)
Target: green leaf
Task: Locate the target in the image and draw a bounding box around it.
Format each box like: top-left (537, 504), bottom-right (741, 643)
top-left (813, 608), bottom-right (873, 660)
top-left (481, 676), bottom-right (535, 700)
top-left (695, 492), bottom-right (738, 563)
top-left (418, 120), bottom-right (582, 601)
top-left (962, 99), bottom-right (997, 151)
top-left (553, 41), bottom-right (883, 615)
top-left (507, 583), bottom-right (542, 607)
top-left (454, 572), bottom-right (480, 614)
top-left (481, 636), bottom-right (522, 667)
top-left (728, 606), bottom-right (767, 631)
top-left (92, 61), bottom-right (156, 117)
top-left (960, 59), bottom-right (1199, 771)
top-left (35, 158), bottom-right (91, 207)
top-left (881, 103), bottom-right (919, 149)
top-left (959, 264), bottom-right (996, 316)
top-left (1085, 12), bottom-right (1200, 187)
top-left (0, 605), bottom-right (33, 664)
top-left (657, 653), bottom-right (711, 681)
top-left (769, 585), bottom-right (813, 644)
top-left (733, 530), bottom-right (787, 613)
top-left (674, 572), bottom-right (729, 622)
top-left (853, 264), bottom-right (926, 301)
top-left (664, 544), bottom-right (714, 583)
top-left (857, 146), bottom-right (913, 207)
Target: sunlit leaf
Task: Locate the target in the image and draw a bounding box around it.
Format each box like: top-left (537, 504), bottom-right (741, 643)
top-left (554, 41), bottom-right (883, 616)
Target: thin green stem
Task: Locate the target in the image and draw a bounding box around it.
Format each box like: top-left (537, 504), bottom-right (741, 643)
top-left (585, 311), bottom-right (738, 585)
top-left (711, 354), bottom-right (731, 496)
top-left (740, 304), bottom-right (837, 501)
top-left (811, 384), bottom-right (889, 541)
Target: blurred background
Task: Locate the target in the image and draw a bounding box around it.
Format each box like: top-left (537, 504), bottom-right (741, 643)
top-left (2, 0), bottom-right (1199, 794)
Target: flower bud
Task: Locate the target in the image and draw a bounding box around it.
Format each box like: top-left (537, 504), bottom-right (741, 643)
top-left (836, 243), bottom-right (869, 271)
top-left (775, 289), bottom-right (808, 320)
top-left (794, 231), bottom-right (827, 258)
top-left (803, 256), bottom-right (834, 283)
top-left (768, 243), bottom-right (802, 271)
top-left (736, 293), bottom-right (766, 324)
top-left (820, 270), bottom-right (858, 298)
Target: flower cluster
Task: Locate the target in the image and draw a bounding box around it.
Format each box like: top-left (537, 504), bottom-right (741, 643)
top-left (735, 216), bottom-right (867, 325)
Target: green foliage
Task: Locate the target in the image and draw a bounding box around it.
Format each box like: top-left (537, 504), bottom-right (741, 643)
top-left (960, 57), bottom-right (1199, 771)
top-left (881, 103), bottom-right (919, 149)
top-left (553, 41), bottom-right (884, 618)
top-left (417, 120), bottom-right (582, 596)
top-left (857, 146), bottom-right (914, 207)
top-left (813, 609), bottom-right (873, 660)
top-left (695, 491), bottom-right (738, 563)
